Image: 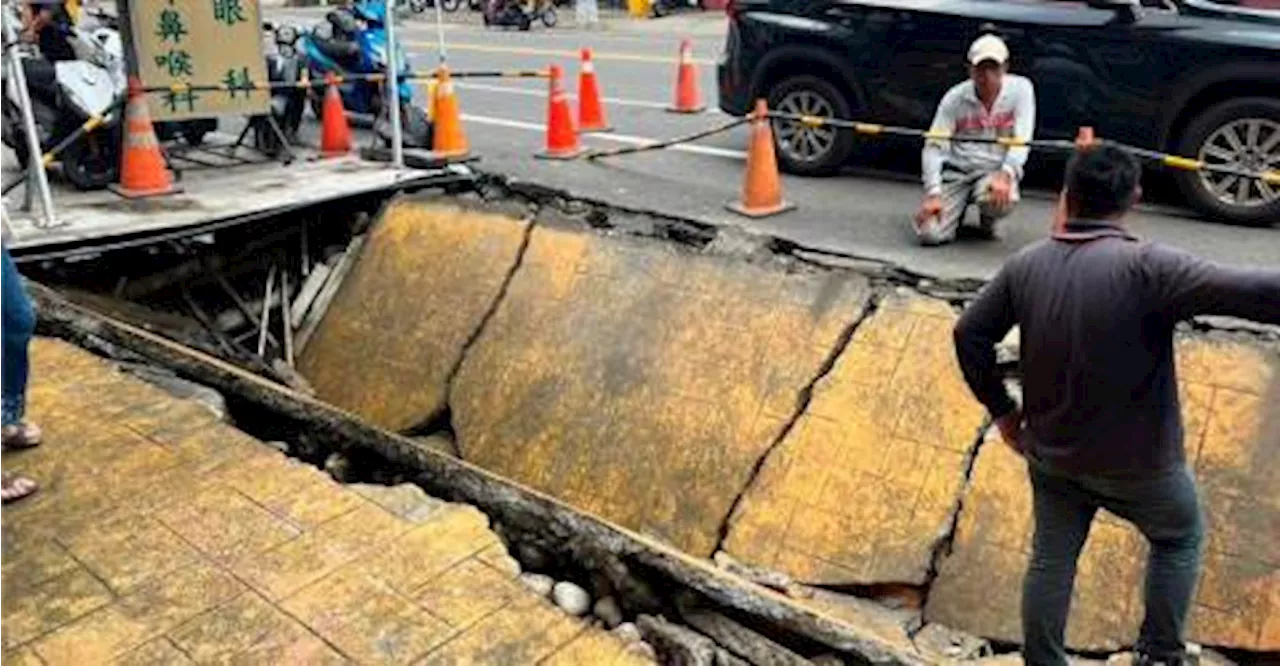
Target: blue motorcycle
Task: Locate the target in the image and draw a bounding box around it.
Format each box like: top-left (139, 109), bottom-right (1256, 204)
top-left (299, 0), bottom-right (431, 148)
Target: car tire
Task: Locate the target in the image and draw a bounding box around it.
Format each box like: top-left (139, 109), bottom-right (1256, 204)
top-left (767, 75), bottom-right (855, 177)
top-left (1175, 97), bottom-right (1280, 227)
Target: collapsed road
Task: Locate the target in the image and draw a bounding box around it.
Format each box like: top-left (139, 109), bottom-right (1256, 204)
top-left (8, 175), bottom-right (1279, 665)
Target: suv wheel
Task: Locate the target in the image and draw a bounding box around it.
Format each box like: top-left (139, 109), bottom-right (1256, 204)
top-left (1175, 97), bottom-right (1280, 227)
top-left (768, 75), bottom-right (854, 177)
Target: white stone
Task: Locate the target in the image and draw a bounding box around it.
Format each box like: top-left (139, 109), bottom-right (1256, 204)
top-left (612, 622), bottom-right (642, 644)
top-left (592, 595), bottom-right (623, 628)
top-left (551, 581), bottom-right (591, 616)
top-left (519, 573), bottom-right (554, 597)
top-left (622, 641), bottom-right (657, 661)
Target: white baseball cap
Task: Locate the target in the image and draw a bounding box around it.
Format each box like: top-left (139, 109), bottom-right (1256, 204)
top-left (968, 34), bottom-right (1010, 66)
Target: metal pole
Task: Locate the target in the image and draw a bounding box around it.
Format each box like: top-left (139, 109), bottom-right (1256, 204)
top-left (433, 0), bottom-right (447, 64)
top-left (3, 19), bottom-right (57, 228)
top-left (385, 0), bottom-right (404, 168)
top-left (258, 265), bottom-right (276, 357)
top-left (280, 269), bottom-right (294, 367)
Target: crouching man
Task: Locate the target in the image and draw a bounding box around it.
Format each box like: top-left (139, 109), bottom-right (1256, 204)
top-left (916, 34), bottom-right (1036, 245)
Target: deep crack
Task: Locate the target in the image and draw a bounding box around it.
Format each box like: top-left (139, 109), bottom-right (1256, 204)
top-left (399, 213), bottom-right (539, 457)
top-left (712, 290), bottom-right (884, 554)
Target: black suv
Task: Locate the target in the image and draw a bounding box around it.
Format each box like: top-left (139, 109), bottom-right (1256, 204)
top-left (717, 0), bottom-right (1280, 225)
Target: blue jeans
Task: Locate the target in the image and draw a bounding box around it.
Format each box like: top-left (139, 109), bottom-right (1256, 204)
top-left (2, 245), bottom-right (35, 426)
top-left (1023, 458), bottom-right (1204, 666)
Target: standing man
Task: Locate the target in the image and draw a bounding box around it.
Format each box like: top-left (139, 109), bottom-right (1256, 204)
top-left (917, 34), bottom-right (1036, 245)
top-left (953, 144), bottom-right (1280, 666)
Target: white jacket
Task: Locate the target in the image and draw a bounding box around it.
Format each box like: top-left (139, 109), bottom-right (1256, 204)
top-left (921, 74), bottom-right (1037, 196)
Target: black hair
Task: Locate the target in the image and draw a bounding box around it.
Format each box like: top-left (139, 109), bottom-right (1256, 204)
top-left (1063, 144), bottom-right (1142, 220)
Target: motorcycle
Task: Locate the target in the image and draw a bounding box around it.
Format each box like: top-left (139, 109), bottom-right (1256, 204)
top-left (298, 0), bottom-right (432, 148)
top-left (651, 0), bottom-right (703, 17)
top-left (2, 5), bottom-right (123, 190)
top-left (255, 21), bottom-right (308, 159)
top-left (483, 0), bottom-right (557, 30)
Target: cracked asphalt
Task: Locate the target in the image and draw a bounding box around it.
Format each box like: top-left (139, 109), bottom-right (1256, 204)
top-left (267, 8), bottom-right (1280, 280)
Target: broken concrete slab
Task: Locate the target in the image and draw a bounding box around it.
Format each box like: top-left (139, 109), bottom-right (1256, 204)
top-left (926, 337), bottom-right (1280, 651)
top-left (297, 196), bottom-right (531, 432)
top-left (450, 223), bottom-right (872, 556)
top-left (723, 292), bottom-right (987, 586)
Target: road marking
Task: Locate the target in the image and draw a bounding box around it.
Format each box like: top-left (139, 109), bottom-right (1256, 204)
top-left (409, 40), bottom-right (716, 65)
top-left (453, 81), bottom-right (727, 114)
top-left (461, 113), bottom-right (747, 160)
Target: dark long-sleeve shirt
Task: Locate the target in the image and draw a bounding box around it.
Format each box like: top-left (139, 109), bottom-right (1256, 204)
top-left (954, 219), bottom-right (1280, 477)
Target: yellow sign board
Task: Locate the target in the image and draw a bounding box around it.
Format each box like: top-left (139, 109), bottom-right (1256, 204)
top-left (130, 0), bottom-right (270, 121)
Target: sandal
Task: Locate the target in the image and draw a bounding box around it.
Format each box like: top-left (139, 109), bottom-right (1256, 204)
top-left (1, 423), bottom-right (42, 450)
top-left (1, 471), bottom-right (38, 504)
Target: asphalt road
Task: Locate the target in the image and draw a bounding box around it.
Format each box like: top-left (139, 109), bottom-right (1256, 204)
top-left (273, 10), bottom-right (1279, 280)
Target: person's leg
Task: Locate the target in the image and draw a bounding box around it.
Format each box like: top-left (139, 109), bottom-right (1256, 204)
top-left (974, 170), bottom-right (1021, 235)
top-left (1023, 462), bottom-right (1098, 666)
top-left (917, 172), bottom-right (974, 246)
top-left (2, 245), bottom-right (36, 432)
top-left (1086, 467), bottom-right (1204, 664)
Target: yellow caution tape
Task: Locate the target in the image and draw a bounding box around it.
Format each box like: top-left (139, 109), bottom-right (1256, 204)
top-left (798, 115), bottom-right (826, 128)
top-left (997, 136), bottom-right (1029, 147)
top-left (923, 130), bottom-right (951, 141)
top-left (853, 122), bottom-right (883, 135)
top-left (169, 82), bottom-right (190, 92)
top-left (1162, 155), bottom-right (1203, 172)
top-left (1262, 171), bottom-right (1280, 186)
top-left (41, 153), bottom-right (55, 168)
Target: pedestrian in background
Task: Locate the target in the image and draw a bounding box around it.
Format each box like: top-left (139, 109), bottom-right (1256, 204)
top-left (916, 33), bottom-right (1036, 246)
top-left (953, 144), bottom-right (1280, 666)
top-left (2, 223), bottom-right (41, 503)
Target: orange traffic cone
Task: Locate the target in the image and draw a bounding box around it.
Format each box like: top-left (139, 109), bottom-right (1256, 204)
top-left (668, 40), bottom-right (704, 114)
top-left (431, 66), bottom-right (470, 159)
top-left (536, 64), bottom-right (584, 160)
top-left (577, 48), bottom-right (611, 133)
top-left (320, 73), bottom-right (352, 157)
top-left (109, 77), bottom-right (179, 199)
top-left (727, 99), bottom-right (793, 218)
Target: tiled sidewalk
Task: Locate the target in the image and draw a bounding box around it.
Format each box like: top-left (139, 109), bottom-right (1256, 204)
top-left (2, 338), bottom-right (649, 665)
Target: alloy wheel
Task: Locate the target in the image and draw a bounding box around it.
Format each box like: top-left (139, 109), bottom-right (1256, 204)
top-left (774, 89), bottom-right (838, 166)
top-left (1197, 117), bottom-right (1280, 208)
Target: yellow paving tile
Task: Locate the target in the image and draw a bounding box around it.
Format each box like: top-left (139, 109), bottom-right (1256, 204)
top-left (724, 293), bottom-right (984, 586)
top-left (9, 339), bottom-right (648, 665)
top-left (2, 647), bottom-right (47, 666)
top-left (416, 596), bottom-right (586, 666)
top-left (168, 591), bottom-right (348, 665)
top-left (208, 453), bottom-right (367, 530)
top-left (32, 562), bottom-right (244, 664)
top-left (154, 482), bottom-right (303, 563)
top-left (357, 505), bottom-right (500, 596)
top-left (111, 638), bottom-right (194, 665)
top-left (226, 503), bottom-right (409, 601)
top-left (539, 630), bottom-right (656, 666)
top-left (282, 567), bottom-right (453, 664)
top-left (413, 559), bottom-right (522, 629)
top-left (2, 567), bottom-right (114, 647)
top-left (60, 513), bottom-right (202, 594)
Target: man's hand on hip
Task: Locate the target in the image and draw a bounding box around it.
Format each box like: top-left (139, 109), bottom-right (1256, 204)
top-left (995, 409), bottom-right (1025, 456)
top-left (916, 195), bottom-right (943, 228)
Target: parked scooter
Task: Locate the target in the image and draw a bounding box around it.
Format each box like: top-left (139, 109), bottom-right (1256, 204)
top-left (255, 21), bottom-right (308, 158)
top-left (2, 4), bottom-right (123, 190)
top-left (483, 0), bottom-right (556, 30)
top-left (298, 0), bottom-right (432, 148)
top-left (651, 0), bottom-right (703, 17)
